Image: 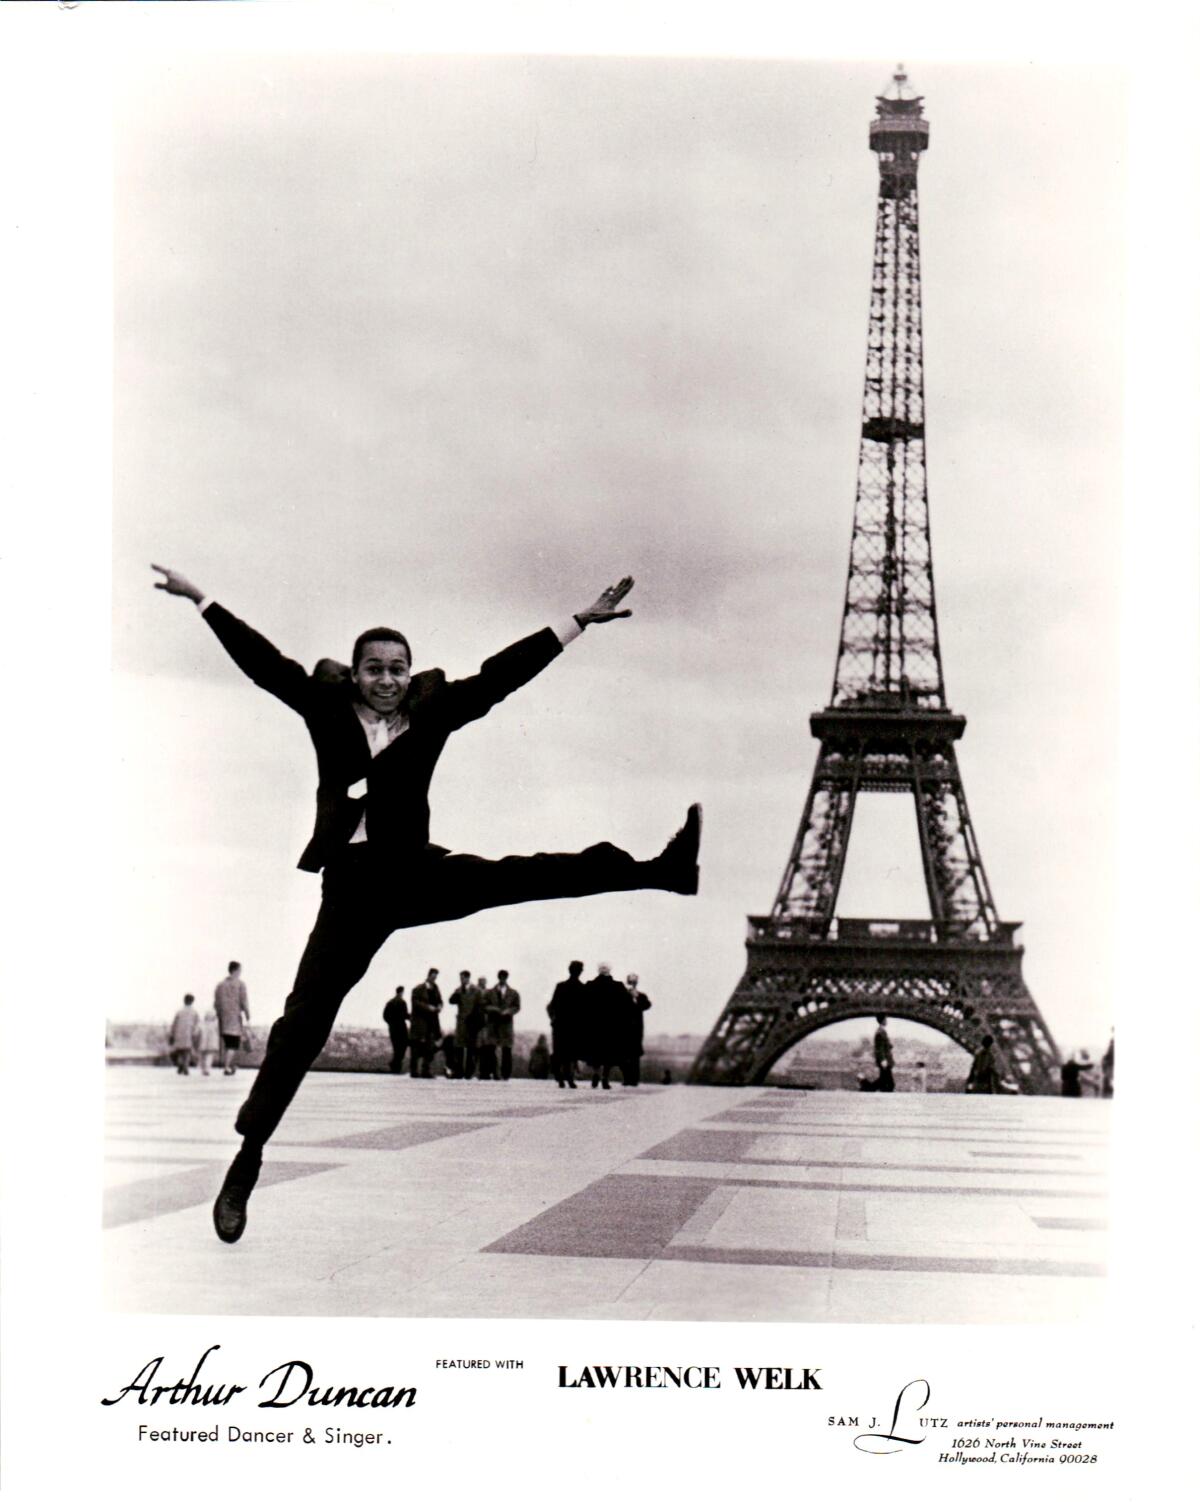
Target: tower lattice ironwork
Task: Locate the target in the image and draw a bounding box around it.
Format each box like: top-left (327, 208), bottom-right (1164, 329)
top-left (690, 69), bottom-right (1060, 1093)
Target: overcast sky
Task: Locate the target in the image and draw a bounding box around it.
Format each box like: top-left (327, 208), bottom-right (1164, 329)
top-left (113, 55), bottom-right (1124, 1054)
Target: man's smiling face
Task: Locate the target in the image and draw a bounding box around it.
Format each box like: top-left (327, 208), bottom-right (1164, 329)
top-left (351, 639), bottom-right (411, 715)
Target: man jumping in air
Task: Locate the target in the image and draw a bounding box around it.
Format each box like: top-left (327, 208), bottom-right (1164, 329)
top-left (152, 565), bottom-right (701, 1243)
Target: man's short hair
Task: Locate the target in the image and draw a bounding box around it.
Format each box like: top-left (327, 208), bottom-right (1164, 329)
top-left (498, 969), bottom-right (509, 981)
top-left (460, 970), bottom-right (471, 979)
top-left (353, 628), bottom-right (412, 670)
top-left (228, 961), bottom-right (240, 973)
top-left (184, 993), bottom-right (195, 1004)
top-left (568, 960), bottom-right (584, 975)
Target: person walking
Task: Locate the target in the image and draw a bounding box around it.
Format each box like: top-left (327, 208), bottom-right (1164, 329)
top-left (169, 995), bottom-right (201, 1075)
top-left (214, 961), bottom-right (251, 1076)
top-left (199, 1006), bottom-right (221, 1076)
top-left (382, 985), bottom-right (409, 1074)
top-left (547, 960), bottom-right (586, 1088)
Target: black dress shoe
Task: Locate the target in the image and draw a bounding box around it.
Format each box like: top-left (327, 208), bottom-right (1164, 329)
top-left (212, 1144), bottom-right (262, 1244)
top-left (213, 1183), bottom-right (251, 1244)
top-left (647, 803), bottom-right (702, 893)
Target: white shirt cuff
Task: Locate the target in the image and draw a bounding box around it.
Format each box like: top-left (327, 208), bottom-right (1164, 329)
top-left (196, 596), bottom-right (214, 615)
top-left (553, 616), bottom-right (583, 647)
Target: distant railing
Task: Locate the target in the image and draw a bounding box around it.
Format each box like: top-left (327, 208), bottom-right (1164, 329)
top-left (747, 916), bottom-right (1019, 947)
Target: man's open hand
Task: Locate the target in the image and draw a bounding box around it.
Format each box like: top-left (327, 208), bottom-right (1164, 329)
top-left (151, 564), bottom-right (204, 604)
top-left (575, 576), bottom-right (634, 628)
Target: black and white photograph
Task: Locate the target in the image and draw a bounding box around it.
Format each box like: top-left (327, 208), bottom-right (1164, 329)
top-left (106, 43), bottom-right (1123, 1326)
top-left (1, 4), bottom-right (1195, 1498)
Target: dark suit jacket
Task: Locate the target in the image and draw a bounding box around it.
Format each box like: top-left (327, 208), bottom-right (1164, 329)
top-left (409, 982), bottom-right (443, 1043)
top-left (203, 603), bottom-right (563, 872)
top-left (547, 977), bottom-right (585, 1047)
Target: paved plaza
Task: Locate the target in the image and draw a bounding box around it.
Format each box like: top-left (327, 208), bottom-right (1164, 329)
top-left (104, 1068), bottom-right (1109, 1323)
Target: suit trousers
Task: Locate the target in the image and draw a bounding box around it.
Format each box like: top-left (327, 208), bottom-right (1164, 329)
top-left (235, 840), bottom-right (647, 1143)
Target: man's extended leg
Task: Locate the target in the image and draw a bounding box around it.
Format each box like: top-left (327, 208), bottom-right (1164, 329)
top-left (214, 856), bottom-right (391, 1243)
top-left (393, 808), bottom-right (702, 930)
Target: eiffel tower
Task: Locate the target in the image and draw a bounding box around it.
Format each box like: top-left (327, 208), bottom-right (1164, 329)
top-left (690, 68), bottom-right (1060, 1094)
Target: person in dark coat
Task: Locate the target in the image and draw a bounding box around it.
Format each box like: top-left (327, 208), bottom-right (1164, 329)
top-left (964, 1033), bottom-right (999, 1094)
top-left (486, 971), bottom-right (521, 1081)
top-left (584, 963), bottom-right (626, 1089)
top-left (620, 973), bottom-right (652, 1086)
top-left (1061, 1052), bottom-right (1094, 1098)
top-left (153, 564), bottom-right (702, 1243)
top-left (527, 1034), bottom-right (552, 1080)
top-left (873, 1014), bottom-right (895, 1093)
top-left (448, 970), bottom-right (480, 1079)
top-left (382, 985), bottom-right (409, 1074)
top-left (409, 968), bottom-right (443, 1079)
top-left (547, 960), bottom-right (586, 1088)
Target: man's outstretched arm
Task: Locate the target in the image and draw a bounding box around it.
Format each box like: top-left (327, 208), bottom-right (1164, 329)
top-left (151, 564), bottom-right (312, 714)
top-left (441, 576), bottom-right (635, 729)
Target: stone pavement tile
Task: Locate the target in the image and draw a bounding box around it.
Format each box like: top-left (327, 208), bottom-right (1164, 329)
top-left (839, 1165), bottom-right (1102, 1193)
top-left (619, 1158), bottom-right (1101, 1200)
top-left (103, 1158), bottom-right (336, 1231)
top-left (863, 1197), bottom-right (1084, 1247)
top-left (484, 1174), bottom-right (715, 1260)
top-left (341, 1253), bottom-right (654, 1321)
top-left (672, 1186), bottom-right (840, 1254)
top-left (639, 1129), bottom-right (752, 1163)
top-left (824, 1267), bottom-right (1106, 1323)
top-left (612, 1259), bottom-right (834, 1322)
top-left (310, 1119), bottom-right (494, 1150)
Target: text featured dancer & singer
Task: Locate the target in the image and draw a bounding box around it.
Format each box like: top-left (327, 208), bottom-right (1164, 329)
top-left (152, 566), bottom-right (702, 1243)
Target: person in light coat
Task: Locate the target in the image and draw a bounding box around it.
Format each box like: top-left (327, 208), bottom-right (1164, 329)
top-left (169, 995), bottom-right (201, 1076)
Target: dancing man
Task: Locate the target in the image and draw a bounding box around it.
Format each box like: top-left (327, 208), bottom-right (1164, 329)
top-left (152, 565), bottom-right (701, 1242)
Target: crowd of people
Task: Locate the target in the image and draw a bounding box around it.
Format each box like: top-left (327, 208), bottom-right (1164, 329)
top-left (381, 960), bottom-right (656, 1087)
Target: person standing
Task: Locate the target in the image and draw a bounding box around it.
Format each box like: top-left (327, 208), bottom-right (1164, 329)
top-left (584, 964), bottom-right (626, 1089)
top-left (153, 564), bottom-right (702, 1243)
top-left (215, 962), bottom-right (251, 1076)
top-left (474, 976), bottom-right (497, 1080)
top-left (409, 968), bottom-right (443, 1079)
top-left (169, 995), bottom-right (201, 1075)
top-left (873, 1014), bottom-right (895, 1093)
top-left (1101, 1031), bottom-right (1114, 1099)
top-left (547, 960), bottom-right (586, 1088)
top-left (621, 973), bottom-right (652, 1086)
top-left (1061, 1051), bottom-right (1094, 1098)
top-left (382, 985), bottom-right (409, 1074)
top-left (449, 971), bottom-right (480, 1079)
top-left (487, 970), bottom-right (521, 1081)
top-left (528, 1035), bottom-right (552, 1080)
top-left (199, 1005), bottom-right (221, 1076)
top-left (964, 1034), bottom-right (999, 1094)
